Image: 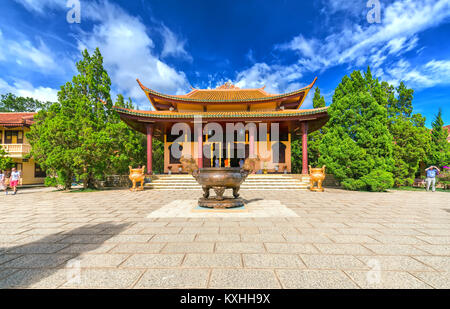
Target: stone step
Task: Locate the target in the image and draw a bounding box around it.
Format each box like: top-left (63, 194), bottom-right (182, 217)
top-left (146, 187), bottom-right (309, 191)
top-left (147, 174), bottom-right (310, 190)
top-left (146, 185), bottom-right (308, 189)
top-left (154, 175), bottom-right (300, 178)
top-left (150, 180), bottom-right (308, 184)
top-left (146, 182), bottom-right (308, 186)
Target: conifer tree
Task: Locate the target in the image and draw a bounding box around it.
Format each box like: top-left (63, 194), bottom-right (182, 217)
top-left (429, 109), bottom-right (450, 167)
top-left (319, 68), bottom-right (394, 191)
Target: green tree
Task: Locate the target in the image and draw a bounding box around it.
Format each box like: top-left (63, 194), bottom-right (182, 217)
top-left (27, 103), bottom-right (76, 189)
top-left (0, 93), bottom-right (53, 112)
top-left (319, 69), bottom-right (394, 191)
top-left (429, 109), bottom-right (450, 167)
top-left (386, 82), bottom-right (430, 186)
top-left (106, 95), bottom-right (146, 175)
top-left (389, 116), bottom-right (430, 186)
top-left (27, 48), bottom-right (147, 189)
top-left (308, 87), bottom-right (327, 167)
top-left (0, 148), bottom-right (13, 170)
top-left (152, 139), bottom-right (164, 174)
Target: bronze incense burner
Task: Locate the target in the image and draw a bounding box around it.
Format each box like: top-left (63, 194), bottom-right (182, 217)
top-left (180, 156), bottom-right (258, 208)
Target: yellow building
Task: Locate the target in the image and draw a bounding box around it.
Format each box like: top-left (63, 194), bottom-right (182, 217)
top-left (0, 112), bottom-right (45, 185)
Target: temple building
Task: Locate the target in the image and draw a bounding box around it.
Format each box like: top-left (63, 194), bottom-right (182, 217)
top-left (113, 78), bottom-right (329, 175)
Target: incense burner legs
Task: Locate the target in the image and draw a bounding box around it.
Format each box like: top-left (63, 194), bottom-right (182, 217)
top-left (199, 185), bottom-right (244, 208)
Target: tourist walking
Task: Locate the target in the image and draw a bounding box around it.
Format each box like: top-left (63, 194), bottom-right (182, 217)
top-left (0, 170), bottom-right (6, 194)
top-left (8, 167), bottom-right (21, 195)
top-left (425, 165), bottom-right (440, 192)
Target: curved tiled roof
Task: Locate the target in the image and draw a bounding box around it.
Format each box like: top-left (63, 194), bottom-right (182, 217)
top-left (174, 88), bottom-right (274, 101)
top-left (113, 106), bottom-right (328, 119)
top-left (137, 78), bottom-right (317, 104)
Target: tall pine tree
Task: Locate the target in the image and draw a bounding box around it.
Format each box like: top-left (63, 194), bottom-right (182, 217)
top-left (429, 109), bottom-right (450, 167)
top-left (319, 68), bottom-right (394, 191)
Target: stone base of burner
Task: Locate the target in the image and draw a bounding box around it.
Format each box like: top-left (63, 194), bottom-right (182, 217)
top-left (198, 197), bottom-right (244, 209)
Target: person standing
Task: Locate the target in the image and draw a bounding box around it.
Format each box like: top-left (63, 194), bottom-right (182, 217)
top-left (0, 170), bottom-right (6, 194)
top-left (425, 165), bottom-right (440, 192)
top-left (9, 167), bottom-right (21, 195)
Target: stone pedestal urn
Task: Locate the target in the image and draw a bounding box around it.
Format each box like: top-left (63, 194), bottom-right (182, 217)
top-left (180, 155), bottom-right (258, 208)
top-left (129, 166), bottom-right (145, 191)
top-left (309, 165), bottom-right (326, 192)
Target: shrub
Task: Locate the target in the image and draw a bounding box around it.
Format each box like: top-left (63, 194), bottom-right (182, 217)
top-left (361, 169), bottom-right (394, 192)
top-left (44, 176), bottom-right (58, 187)
top-left (341, 170), bottom-right (394, 192)
top-left (341, 179), bottom-right (367, 191)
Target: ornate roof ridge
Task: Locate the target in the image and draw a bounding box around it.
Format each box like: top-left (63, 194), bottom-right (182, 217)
top-left (136, 77), bottom-right (317, 104)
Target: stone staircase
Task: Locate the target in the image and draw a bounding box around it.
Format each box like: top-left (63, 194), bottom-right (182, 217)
top-left (145, 174), bottom-right (310, 191)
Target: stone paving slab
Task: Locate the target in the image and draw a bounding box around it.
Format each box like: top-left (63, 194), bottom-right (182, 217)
top-left (209, 269), bottom-right (280, 288)
top-left (276, 269), bottom-right (359, 289)
top-left (0, 187), bottom-right (448, 289)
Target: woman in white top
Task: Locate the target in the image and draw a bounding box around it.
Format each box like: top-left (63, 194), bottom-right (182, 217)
top-left (0, 170), bottom-right (6, 193)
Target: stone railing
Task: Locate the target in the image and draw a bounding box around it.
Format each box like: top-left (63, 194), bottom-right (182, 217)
top-left (1, 144), bottom-right (31, 157)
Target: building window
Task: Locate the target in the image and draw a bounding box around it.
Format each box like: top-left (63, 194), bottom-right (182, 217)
top-left (35, 163), bottom-right (46, 178)
top-left (4, 130), bottom-right (23, 144)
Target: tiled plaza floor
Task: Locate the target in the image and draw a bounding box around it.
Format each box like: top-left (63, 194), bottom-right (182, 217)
top-left (0, 187), bottom-right (448, 288)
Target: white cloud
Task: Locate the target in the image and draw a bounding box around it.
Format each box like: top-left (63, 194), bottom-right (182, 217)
top-left (0, 78), bottom-right (58, 102)
top-left (75, 1), bottom-right (190, 107)
top-left (280, 0), bottom-right (450, 72)
top-left (9, 39), bottom-right (56, 69)
top-left (375, 58), bottom-right (450, 89)
top-left (321, 0), bottom-right (367, 17)
top-left (236, 0), bottom-right (450, 95)
top-left (234, 62), bottom-right (305, 94)
top-left (13, 0), bottom-right (66, 13)
top-left (0, 27), bottom-right (61, 71)
top-left (159, 25), bottom-right (192, 61)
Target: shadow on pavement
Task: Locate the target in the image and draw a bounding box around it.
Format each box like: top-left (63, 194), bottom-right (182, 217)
top-left (242, 198), bottom-right (263, 204)
top-left (0, 222), bottom-right (129, 288)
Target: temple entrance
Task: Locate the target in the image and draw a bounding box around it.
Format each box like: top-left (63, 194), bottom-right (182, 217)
top-left (203, 142), bottom-right (249, 168)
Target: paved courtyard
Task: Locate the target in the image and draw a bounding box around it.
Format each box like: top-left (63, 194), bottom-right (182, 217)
top-left (0, 187), bottom-right (449, 289)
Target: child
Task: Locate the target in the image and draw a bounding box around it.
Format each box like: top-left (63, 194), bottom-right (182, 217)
top-left (9, 167), bottom-right (21, 195)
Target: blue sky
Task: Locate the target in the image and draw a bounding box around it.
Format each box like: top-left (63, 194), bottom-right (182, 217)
top-left (0, 0), bottom-right (449, 127)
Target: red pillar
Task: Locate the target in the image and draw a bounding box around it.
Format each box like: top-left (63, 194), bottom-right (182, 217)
top-left (249, 127), bottom-right (255, 158)
top-left (301, 122), bottom-right (308, 175)
top-left (197, 125), bottom-right (203, 168)
top-left (146, 124), bottom-right (153, 175)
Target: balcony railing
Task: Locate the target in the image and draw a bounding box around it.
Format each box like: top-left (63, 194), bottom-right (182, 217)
top-left (0, 144), bottom-right (31, 158)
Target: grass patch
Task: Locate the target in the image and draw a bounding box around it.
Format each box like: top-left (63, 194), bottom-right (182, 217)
top-left (391, 186), bottom-right (449, 192)
top-left (66, 188), bottom-right (102, 193)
